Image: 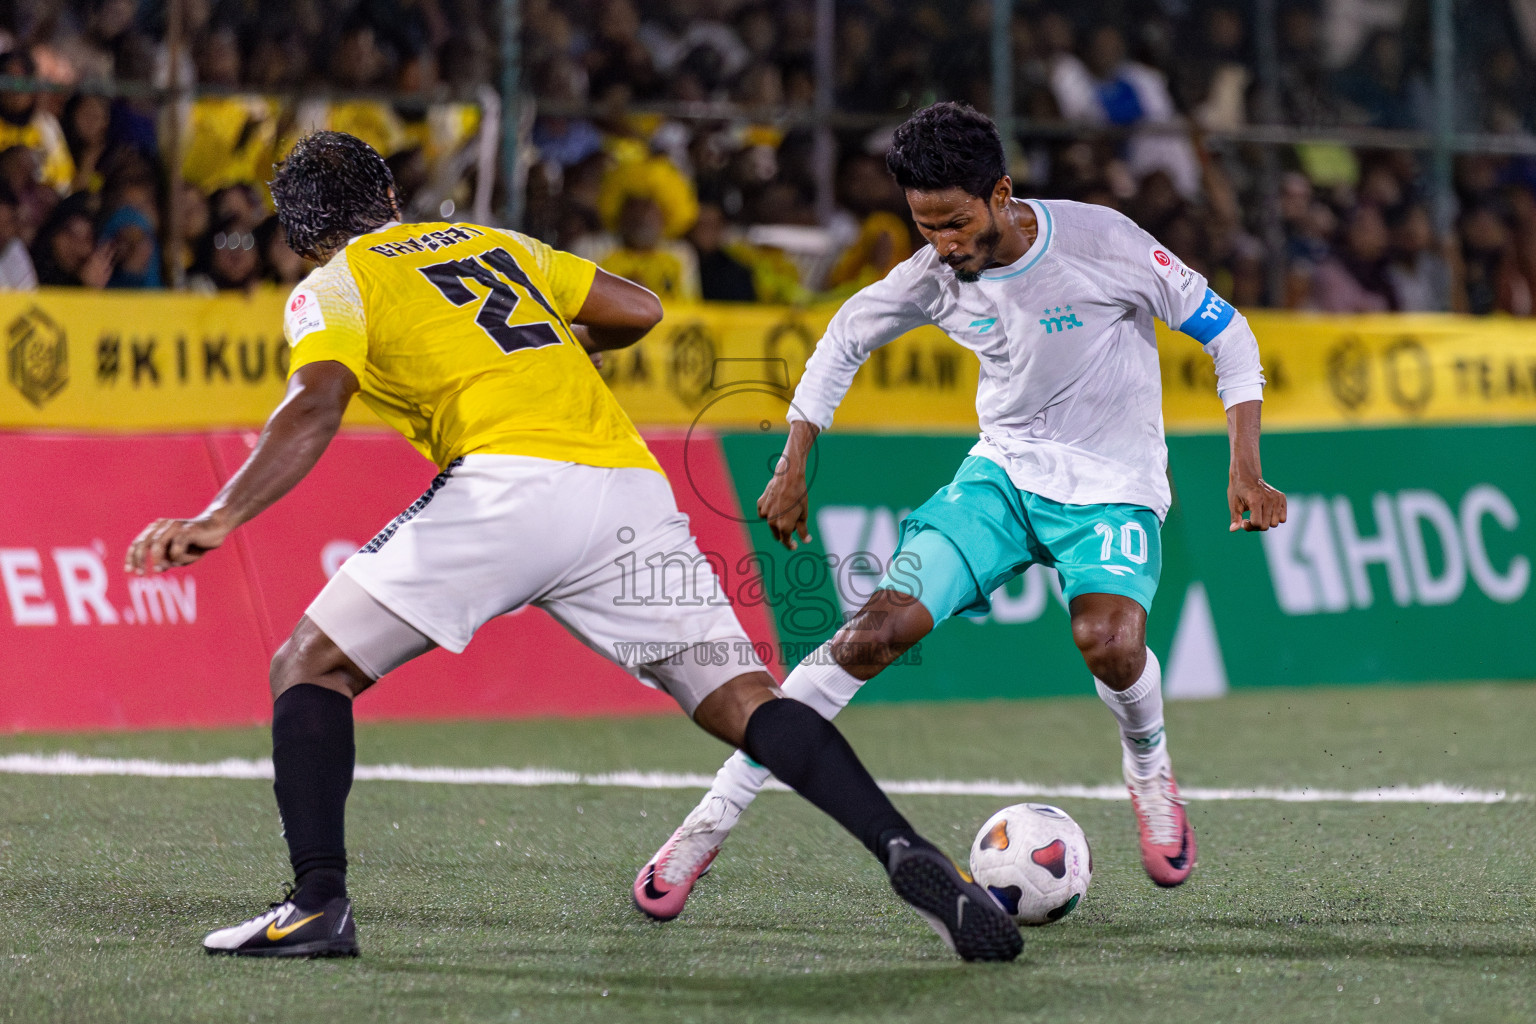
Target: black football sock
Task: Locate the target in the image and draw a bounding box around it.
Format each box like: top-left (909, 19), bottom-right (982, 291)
top-left (271, 684), bottom-right (355, 910)
top-left (742, 698), bottom-right (919, 870)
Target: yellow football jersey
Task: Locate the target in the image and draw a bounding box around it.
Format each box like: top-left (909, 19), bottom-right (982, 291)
top-left (282, 222), bottom-right (661, 475)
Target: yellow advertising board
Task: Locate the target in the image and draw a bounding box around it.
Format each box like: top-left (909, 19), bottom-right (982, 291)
top-left (4, 289), bottom-right (1534, 432)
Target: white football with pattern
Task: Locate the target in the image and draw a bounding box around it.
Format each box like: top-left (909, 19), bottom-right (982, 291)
top-left (968, 803), bottom-right (1092, 926)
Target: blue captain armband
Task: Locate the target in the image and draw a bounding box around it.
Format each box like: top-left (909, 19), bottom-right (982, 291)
top-left (1177, 288), bottom-right (1237, 346)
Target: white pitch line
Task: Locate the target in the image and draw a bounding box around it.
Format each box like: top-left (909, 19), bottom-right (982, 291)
top-left (0, 752), bottom-right (1521, 804)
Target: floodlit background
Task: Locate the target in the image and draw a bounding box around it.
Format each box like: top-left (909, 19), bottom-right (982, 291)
top-left (0, 0), bottom-right (1532, 312)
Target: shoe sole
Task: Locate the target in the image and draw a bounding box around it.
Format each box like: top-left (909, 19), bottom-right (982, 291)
top-left (206, 940), bottom-right (359, 958)
top-left (889, 853), bottom-right (1023, 963)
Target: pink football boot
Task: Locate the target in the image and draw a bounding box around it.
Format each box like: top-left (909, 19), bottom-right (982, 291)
top-left (632, 794), bottom-right (741, 920)
top-left (1124, 752), bottom-right (1196, 887)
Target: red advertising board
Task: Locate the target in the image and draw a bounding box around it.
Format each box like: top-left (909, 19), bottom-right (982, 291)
top-left (0, 430), bottom-right (773, 732)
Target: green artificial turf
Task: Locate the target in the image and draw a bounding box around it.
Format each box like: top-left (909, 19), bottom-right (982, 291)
top-left (2, 683), bottom-right (1534, 1023)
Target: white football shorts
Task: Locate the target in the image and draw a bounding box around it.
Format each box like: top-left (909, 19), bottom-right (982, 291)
top-left (306, 454), bottom-right (761, 713)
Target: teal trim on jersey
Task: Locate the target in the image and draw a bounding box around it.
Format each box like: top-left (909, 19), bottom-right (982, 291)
top-left (1178, 287), bottom-right (1237, 345)
top-left (876, 455), bottom-right (1162, 621)
top-left (979, 201), bottom-right (1054, 281)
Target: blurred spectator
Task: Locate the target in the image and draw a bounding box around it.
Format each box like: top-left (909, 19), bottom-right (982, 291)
top-left (1276, 5), bottom-right (1341, 126)
top-left (824, 154), bottom-right (912, 291)
top-left (258, 216), bottom-right (308, 286)
top-left (1459, 204), bottom-right (1524, 315)
top-left (98, 203), bottom-right (160, 288)
top-left (189, 216), bottom-right (263, 294)
top-left (182, 26), bottom-right (278, 194)
top-left (171, 180), bottom-right (210, 278)
top-left (689, 202), bottom-right (756, 301)
top-left (1386, 204), bottom-right (1453, 312)
top-left (0, 185), bottom-right (37, 290)
top-left (210, 184), bottom-right (265, 233)
top-left (61, 92), bottom-right (111, 194)
top-left (1174, 5), bottom-right (1250, 130)
top-left (532, 58), bottom-right (604, 169)
top-left (0, 144), bottom-right (56, 244)
top-left (598, 195), bottom-right (700, 302)
top-left (0, 49), bottom-right (74, 193)
top-left (1334, 31), bottom-right (1424, 130)
top-left (1313, 205), bottom-right (1395, 312)
top-left (1049, 25), bottom-right (1201, 197)
top-left (2, 0), bottom-right (1536, 320)
top-left (98, 166), bottom-right (162, 288)
top-left (30, 194), bottom-right (113, 288)
top-left (597, 150), bottom-right (699, 241)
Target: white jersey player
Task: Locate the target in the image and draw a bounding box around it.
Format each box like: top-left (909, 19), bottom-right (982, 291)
top-left (633, 102), bottom-right (1287, 921)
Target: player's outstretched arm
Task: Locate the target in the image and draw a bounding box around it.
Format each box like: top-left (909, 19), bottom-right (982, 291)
top-left (757, 419), bottom-right (819, 550)
top-left (125, 361), bottom-right (358, 575)
top-left (1226, 399), bottom-right (1287, 533)
top-left (571, 268), bottom-right (663, 352)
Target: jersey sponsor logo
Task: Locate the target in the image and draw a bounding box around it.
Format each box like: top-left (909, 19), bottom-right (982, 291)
top-left (970, 317), bottom-right (998, 334)
top-left (285, 288), bottom-right (326, 343)
top-left (1149, 245), bottom-right (1197, 294)
top-left (1038, 306), bottom-right (1083, 334)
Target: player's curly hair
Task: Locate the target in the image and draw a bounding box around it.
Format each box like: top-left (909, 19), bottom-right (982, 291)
top-left (269, 131), bottom-right (397, 260)
top-left (885, 102), bottom-right (1006, 200)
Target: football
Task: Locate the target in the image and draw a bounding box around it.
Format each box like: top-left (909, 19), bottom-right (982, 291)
top-left (969, 803), bottom-right (1092, 926)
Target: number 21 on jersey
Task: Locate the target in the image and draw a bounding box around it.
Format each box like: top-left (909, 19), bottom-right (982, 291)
top-left (419, 247), bottom-right (572, 355)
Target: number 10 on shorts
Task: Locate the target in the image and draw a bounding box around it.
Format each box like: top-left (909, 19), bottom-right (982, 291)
top-left (1095, 521), bottom-right (1149, 564)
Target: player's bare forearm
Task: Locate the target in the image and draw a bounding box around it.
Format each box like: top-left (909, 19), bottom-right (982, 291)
top-left (125, 362), bottom-right (357, 574)
top-left (573, 269), bottom-right (664, 351)
top-left (757, 420), bottom-right (820, 549)
top-left (208, 364), bottom-right (356, 528)
top-left (1225, 400), bottom-right (1287, 533)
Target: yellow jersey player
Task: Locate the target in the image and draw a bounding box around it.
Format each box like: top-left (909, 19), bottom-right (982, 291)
top-left (123, 132), bottom-right (1022, 963)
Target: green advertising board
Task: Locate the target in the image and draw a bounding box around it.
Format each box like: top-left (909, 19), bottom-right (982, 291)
top-left (1167, 425), bottom-right (1535, 688)
top-left (719, 426), bottom-right (1535, 702)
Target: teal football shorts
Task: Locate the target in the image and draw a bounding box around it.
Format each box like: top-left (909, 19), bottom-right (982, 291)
top-left (876, 455), bottom-right (1162, 624)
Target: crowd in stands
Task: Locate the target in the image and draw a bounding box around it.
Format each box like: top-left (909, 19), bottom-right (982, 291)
top-left (6, 0), bottom-right (1536, 315)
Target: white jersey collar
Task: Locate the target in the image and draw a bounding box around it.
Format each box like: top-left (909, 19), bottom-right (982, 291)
top-left (978, 200), bottom-right (1053, 282)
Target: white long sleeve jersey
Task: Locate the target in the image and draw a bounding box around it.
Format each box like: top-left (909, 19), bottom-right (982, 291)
top-left (790, 199), bottom-right (1266, 520)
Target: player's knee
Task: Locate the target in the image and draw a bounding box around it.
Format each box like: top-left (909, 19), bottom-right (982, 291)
top-left (692, 672), bottom-right (779, 747)
top-left (269, 620), bottom-right (364, 701)
top-left (1071, 613), bottom-right (1143, 683)
top-left (829, 590), bottom-right (931, 679)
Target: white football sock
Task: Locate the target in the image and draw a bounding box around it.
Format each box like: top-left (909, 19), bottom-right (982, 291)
top-left (706, 645), bottom-right (866, 812)
top-left (1094, 649), bottom-right (1167, 778)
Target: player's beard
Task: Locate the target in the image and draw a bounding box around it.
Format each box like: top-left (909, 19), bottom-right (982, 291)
top-left (951, 211), bottom-right (1002, 284)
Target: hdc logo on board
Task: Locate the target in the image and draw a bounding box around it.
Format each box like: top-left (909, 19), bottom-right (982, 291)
top-left (1260, 484), bottom-right (1529, 614)
top-left (1, 543), bottom-right (196, 627)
